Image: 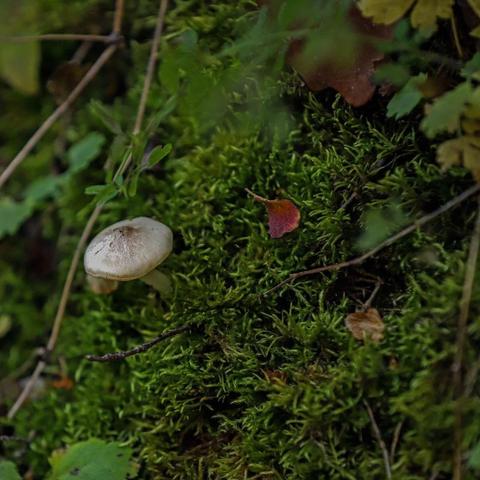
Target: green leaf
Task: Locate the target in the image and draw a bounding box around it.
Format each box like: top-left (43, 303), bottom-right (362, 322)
top-left (68, 132), bottom-right (106, 174)
top-left (48, 439), bottom-right (136, 480)
top-left (89, 100), bottom-right (123, 135)
top-left (24, 175), bottom-right (65, 203)
top-left (127, 171), bottom-right (140, 197)
top-left (387, 73), bottom-right (426, 119)
top-left (469, 441), bottom-right (480, 470)
top-left (462, 53), bottom-right (480, 79)
top-left (147, 143), bottom-right (172, 167)
top-left (0, 1), bottom-right (40, 95)
top-left (0, 460), bottom-right (21, 480)
top-left (421, 82), bottom-right (473, 138)
top-left (355, 201), bottom-right (410, 251)
top-left (0, 198), bottom-right (33, 238)
top-left (373, 63), bottom-right (410, 87)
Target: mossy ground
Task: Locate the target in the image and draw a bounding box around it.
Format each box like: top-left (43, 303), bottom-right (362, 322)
top-left (1, 1), bottom-right (480, 479)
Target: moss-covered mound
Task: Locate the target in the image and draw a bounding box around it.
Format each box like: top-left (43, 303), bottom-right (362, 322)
top-left (1, 1), bottom-right (480, 479)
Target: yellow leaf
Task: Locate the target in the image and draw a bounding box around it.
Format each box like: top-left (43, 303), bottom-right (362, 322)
top-left (357, 0), bottom-right (414, 24)
top-left (345, 308), bottom-right (385, 343)
top-left (411, 0), bottom-right (454, 30)
top-left (467, 0), bottom-right (480, 17)
top-left (437, 136), bottom-right (480, 181)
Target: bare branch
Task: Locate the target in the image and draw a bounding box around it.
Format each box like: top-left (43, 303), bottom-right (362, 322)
top-left (0, 45), bottom-right (117, 190)
top-left (265, 183), bottom-right (480, 295)
top-left (452, 196), bottom-right (480, 480)
top-left (85, 325), bottom-right (190, 362)
top-left (0, 33), bottom-right (117, 43)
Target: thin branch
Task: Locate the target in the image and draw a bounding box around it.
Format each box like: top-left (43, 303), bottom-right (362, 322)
top-left (112, 0), bottom-right (125, 35)
top-left (363, 400), bottom-right (392, 480)
top-left (116, 0), bottom-right (169, 180)
top-left (265, 183), bottom-right (480, 295)
top-left (0, 44), bottom-right (117, 190)
top-left (390, 420), bottom-right (404, 464)
top-left (6, 0), bottom-right (170, 418)
top-left (0, 33), bottom-right (117, 43)
top-left (452, 196), bottom-right (480, 480)
top-left (85, 325), bottom-right (190, 362)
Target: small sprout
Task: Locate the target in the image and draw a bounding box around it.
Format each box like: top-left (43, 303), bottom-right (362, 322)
top-left (84, 217), bottom-right (173, 295)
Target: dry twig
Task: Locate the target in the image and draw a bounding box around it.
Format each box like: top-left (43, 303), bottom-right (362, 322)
top-left (452, 196), bottom-right (480, 480)
top-left (265, 183), bottom-right (480, 295)
top-left (363, 400), bottom-right (392, 480)
top-left (85, 325), bottom-right (189, 362)
top-left (7, 0), bottom-right (169, 419)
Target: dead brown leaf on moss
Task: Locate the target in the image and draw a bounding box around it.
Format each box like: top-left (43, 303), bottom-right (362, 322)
top-left (346, 307), bottom-right (385, 342)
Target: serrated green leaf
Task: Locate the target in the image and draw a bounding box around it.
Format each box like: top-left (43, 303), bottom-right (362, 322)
top-left (387, 73), bottom-right (426, 119)
top-left (68, 132), bottom-right (106, 174)
top-left (48, 439), bottom-right (136, 480)
top-left (0, 461), bottom-right (21, 480)
top-left (421, 82), bottom-right (473, 138)
top-left (147, 143), bottom-right (172, 167)
top-left (0, 198), bottom-right (32, 238)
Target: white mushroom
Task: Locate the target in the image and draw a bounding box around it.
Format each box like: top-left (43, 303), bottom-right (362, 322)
top-left (84, 217), bottom-right (173, 295)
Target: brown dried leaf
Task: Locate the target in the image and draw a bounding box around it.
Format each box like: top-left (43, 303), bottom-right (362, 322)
top-left (346, 308), bottom-right (385, 342)
top-left (286, 6), bottom-right (393, 106)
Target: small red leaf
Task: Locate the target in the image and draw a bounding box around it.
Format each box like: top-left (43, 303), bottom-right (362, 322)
top-left (246, 189), bottom-right (300, 238)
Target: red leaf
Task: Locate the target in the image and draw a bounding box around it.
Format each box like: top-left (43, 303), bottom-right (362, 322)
top-left (246, 188), bottom-right (300, 238)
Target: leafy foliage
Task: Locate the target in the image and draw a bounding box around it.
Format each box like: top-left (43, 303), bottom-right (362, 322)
top-left (0, 461), bottom-right (21, 480)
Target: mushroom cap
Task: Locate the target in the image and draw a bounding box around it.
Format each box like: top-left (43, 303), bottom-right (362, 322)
top-left (84, 217), bottom-right (173, 281)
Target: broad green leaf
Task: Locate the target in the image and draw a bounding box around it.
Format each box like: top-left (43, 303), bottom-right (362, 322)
top-left (469, 440), bottom-right (480, 470)
top-left (147, 143), bottom-right (172, 167)
top-left (421, 82), bottom-right (473, 138)
top-left (462, 53), bottom-right (480, 80)
top-left (48, 439), bottom-right (136, 480)
top-left (358, 0), bottom-right (414, 25)
top-left (387, 73), bottom-right (426, 119)
top-left (68, 132), bottom-right (106, 174)
top-left (0, 198), bottom-right (32, 238)
top-left (355, 201), bottom-right (409, 251)
top-left (24, 175), bottom-right (64, 203)
top-left (0, 1), bottom-right (40, 95)
top-left (373, 63), bottom-right (410, 87)
top-left (0, 461), bottom-right (21, 480)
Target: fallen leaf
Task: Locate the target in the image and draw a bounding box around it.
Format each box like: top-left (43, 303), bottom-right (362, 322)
top-left (246, 188), bottom-right (300, 238)
top-left (437, 135), bottom-right (480, 181)
top-left (346, 308), bottom-right (385, 342)
top-left (51, 376), bottom-right (74, 390)
top-left (285, 6), bottom-right (393, 106)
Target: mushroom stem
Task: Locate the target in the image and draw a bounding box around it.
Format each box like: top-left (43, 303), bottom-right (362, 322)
top-left (87, 274), bottom-right (119, 294)
top-left (140, 269), bottom-right (172, 296)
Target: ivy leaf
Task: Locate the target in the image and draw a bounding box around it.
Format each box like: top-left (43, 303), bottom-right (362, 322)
top-left (246, 189), bottom-right (301, 238)
top-left (48, 439), bottom-right (137, 480)
top-left (346, 308), bottom-right (385, 343)
top-left (437, 135), bottom-right (480, 181)
top-left (421, 82), bottom-right (473, 138)
top-left (0, 198), bottom-right (33, 238)
top-left (387, 73), bottom-right (426, 119)
top-left (0, 461), bottom-right (21, 480)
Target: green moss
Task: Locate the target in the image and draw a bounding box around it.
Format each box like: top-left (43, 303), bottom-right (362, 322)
top-left (2, 1), bottom-right (480, 479)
